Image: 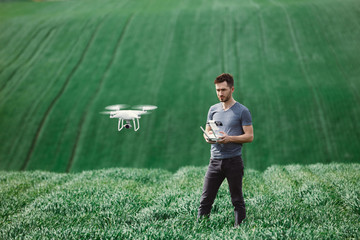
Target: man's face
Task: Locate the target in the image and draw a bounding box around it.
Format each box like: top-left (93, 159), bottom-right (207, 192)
top-left (215, 81), bottom-right (234, 102)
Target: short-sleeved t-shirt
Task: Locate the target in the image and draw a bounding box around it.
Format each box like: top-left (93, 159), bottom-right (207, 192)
top-left (207, 102), bottom-right (252, 159)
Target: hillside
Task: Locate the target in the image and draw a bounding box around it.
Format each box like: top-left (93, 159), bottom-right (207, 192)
top-left (1, 163), bottom-right (359, 239)
top-left (0, 0), bottom-right (359, 172)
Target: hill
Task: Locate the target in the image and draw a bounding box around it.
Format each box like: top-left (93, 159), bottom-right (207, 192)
top-left (0, 0), bottom-right (359, 172)
top-left (1, 163), bottom-right (359, 239)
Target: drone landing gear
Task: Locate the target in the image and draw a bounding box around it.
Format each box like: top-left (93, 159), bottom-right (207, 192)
top-left (118, 118), bottom-right (140, 131)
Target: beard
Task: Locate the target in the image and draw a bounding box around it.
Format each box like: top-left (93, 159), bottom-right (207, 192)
top-left (219, 94), bottom-right (231, 102)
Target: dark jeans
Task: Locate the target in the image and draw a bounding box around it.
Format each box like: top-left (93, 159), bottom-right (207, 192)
top-left (198, 156), bottom-right (246, 220)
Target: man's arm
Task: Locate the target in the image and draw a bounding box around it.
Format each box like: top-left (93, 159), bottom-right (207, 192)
top-left (203, 125), bottom-right (217, 144)
top-left (217, 125), bottom-right (254, 144)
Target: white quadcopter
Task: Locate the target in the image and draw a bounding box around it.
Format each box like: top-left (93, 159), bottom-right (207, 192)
top-left (100, 104), bottom-right (157, 131)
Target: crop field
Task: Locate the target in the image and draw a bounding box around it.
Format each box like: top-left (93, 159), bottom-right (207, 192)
top-left (0, 163), bottom-right (359, 239)
top-left (1, 0), bottom-right (359, 238)
top-left (0, 0), bottom-right (359, 172)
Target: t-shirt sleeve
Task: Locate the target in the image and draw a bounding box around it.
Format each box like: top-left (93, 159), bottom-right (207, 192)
top-left (207, 107), bottom-right (213, 121)
top-left (241, 108), bottom-right (252, 126)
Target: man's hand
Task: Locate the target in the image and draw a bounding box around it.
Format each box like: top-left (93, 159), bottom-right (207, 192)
top-left (205, 138), bottom-right (217, 144)
top-left (217, 126), bottom-right (254, 144)
top-left (216, 131), bottom-right (231, 144)
top-left (204, 130), bottom-right (216, 144)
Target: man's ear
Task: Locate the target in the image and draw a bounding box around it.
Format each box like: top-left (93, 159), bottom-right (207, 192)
top-left (231, 86), bottom-right (235, 93)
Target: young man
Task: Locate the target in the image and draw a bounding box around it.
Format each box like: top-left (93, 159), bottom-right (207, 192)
top-left (198, 73), bottom-right (254, 227)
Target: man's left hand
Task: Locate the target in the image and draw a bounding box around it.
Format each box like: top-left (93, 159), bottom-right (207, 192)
top-left (217, 131), bottom-right (231, 144)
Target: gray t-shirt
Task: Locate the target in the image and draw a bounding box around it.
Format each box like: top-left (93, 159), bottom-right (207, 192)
top-left (207, 102), bottom-right (252, 159)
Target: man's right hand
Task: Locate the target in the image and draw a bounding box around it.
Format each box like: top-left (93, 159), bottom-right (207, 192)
top-left (204, 131), bottom-right (216, 144)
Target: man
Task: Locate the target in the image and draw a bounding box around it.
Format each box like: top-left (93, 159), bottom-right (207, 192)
top-left (198, 73), bottom-right (254, 227)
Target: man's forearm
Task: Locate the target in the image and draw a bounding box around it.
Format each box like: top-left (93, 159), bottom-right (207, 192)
top-left (228, 134), bottom-right (254, 144)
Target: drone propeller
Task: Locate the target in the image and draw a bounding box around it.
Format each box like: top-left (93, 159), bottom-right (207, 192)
top-left (105, 104), bottom-right (128, 111)
top-left (133, 105), bottom-right (158, 111)
top-left (100, 111), bottom-right (114, 115)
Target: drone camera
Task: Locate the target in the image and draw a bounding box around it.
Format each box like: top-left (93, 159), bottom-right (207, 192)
top-left (124, 124), bottom-right (132, 129)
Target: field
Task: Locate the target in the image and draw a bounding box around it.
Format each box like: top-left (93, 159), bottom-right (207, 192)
top-left (0, 0), bottom-right (359, 238)
top-left (0, 0), bottom-right (359, 172)
top-left (1, 163), bottom-right (359, 239)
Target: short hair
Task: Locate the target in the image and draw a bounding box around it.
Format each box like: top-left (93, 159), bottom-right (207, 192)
top-left (214, 73), bottom-right (234, 88)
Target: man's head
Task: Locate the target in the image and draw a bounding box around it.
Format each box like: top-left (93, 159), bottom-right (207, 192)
top-left (214, 73), bottom-right (234, 88)
top-left (214, 73), bottom-right (234, 103)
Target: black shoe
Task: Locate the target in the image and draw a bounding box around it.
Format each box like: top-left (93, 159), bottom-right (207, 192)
top-left (234, 211), bottom-right (245, 228)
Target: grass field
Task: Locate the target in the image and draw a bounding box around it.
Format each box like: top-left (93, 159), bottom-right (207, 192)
top-left (0, 163), bottom-right (359, 239)
top-left (1, 1), bottom-right (359, 238)
top-left (0, 0), bottom-right (359, 172)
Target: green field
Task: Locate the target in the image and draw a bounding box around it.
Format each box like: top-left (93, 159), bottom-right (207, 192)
top-left (1, 163), bottom-right (359, 239)
top-left (1, 1), bottom-right (359, 238)
top-left (0, 0), bottom-right (359, 172)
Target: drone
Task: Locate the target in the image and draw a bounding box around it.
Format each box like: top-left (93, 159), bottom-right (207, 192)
top-left (100, 104), bottom-right (157, 131)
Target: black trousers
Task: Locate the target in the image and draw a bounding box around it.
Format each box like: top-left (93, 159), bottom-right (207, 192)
top-left (198, 156), bottom-right (246, 220)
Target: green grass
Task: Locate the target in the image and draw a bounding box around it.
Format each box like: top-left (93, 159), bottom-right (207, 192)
top-left (0, 163), bottom-right (359, 239)
top-left (0, 0), bottom-right (360, 172)
top-left (1, 1), bottom-right (358, 238)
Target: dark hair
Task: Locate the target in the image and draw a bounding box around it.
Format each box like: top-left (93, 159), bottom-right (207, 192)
top-left (214, 73), bottom-right (234, 88)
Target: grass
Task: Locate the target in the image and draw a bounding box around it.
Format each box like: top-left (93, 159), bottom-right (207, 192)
top-left (1, 163), bottom-right (359, 239)
top-left (0, 0), bottom-right (359, 172)
top-left (1, 1), bottom-right (358, 238)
